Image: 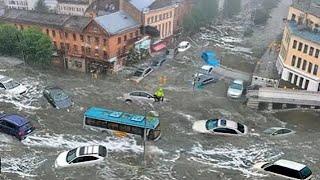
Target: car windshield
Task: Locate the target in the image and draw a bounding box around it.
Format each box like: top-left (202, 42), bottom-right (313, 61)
top-left (237, 123), bottom-right (245, 133)
top-left (51, 89), bottom-right (68, 101)
top-left (134, 69), bottom-right (144, 76)
top-left (300, 166), bottom-right (312, 179)
top-left (66, 148), bottom-right (77, 163)
top-left (3, 80), bottom-right (20, 90)
top-left (230, 82), bottom-right (242, 90)
top-left (264, 128), bottom-right (278, 134)
top-left (205, 119), bottom-right (218, 130)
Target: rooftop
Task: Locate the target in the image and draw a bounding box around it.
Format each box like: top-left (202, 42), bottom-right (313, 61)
top-left (128, 0), bottom-right (175, 11)
top-left (292, 0), bottom-right (320, 17)
top-left (287, 21), bottom-right (320, 45)
top-left (0, 9), bottom-right (70, 28)
top-left (2, 114), bottom-right (29, 127)
top-left (0, 9), bottom-right (91, 32)
top-left (86, 0), bottom-right (119, 16)
top-left (94, 11), bottom-right (140, 34)
top-left (84, 106), bottom-right (159, 129)
top-left (274, 159), bottom-right (306, 171)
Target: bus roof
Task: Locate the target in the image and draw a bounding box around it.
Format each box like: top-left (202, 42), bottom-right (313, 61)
top-left (84, 107), bottom-right (160, 129)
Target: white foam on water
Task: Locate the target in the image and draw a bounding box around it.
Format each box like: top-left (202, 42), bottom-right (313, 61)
top-left (188, 143), bottom-right (283, 178)
top-left (0, 77), bottom-right (44, 111)
top-left (22, 132), bottom-right (143, 153)
top-left (0, 69), bottom-right (6, 72)
top-left (146, 145), bottom-right (167, 155)
top-left (1, 156), bottom-right (46, 177)
top-left (177, 111), bottom-right (195, 122)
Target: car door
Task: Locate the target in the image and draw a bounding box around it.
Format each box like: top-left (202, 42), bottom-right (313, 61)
top-left (0, 121), bottom-right (16, 135)
top-left (264, 165), bottom-right (296, 179)
top-left (140, 92), bottom-right (153, 102)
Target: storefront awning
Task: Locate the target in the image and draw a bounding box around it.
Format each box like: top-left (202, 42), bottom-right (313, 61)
top-left (152, 43), bottom-right (166, 52)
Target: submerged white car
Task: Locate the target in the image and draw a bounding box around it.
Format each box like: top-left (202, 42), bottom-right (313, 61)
top-left (264, 127), bottom-right (295, 137)
top-left (123, 91), bottom-right (154, 103)
top-left (0, 75), bottom-right (27, 95)
top-left (192, 118), bottom-right (248, 136)
top-left (177, 41), bottom-right (191, 52)
top-left (253, 159), bottom-right (313, 180)
top-left (55, 145), bottom-right (107, 168)
top-left (227, 79), bottom-right (244, 98)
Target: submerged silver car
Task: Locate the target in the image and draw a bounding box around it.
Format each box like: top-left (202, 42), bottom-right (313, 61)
top-left (131, 67), bottom-right (153, 83)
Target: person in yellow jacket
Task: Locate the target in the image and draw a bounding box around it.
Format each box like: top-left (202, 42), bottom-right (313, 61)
top-left (154, 87), bottom-right (164, 102)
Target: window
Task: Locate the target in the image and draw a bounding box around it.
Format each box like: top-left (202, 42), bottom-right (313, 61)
top-left (60, 43), bottom-right (65, 49)
top-left (73, 45), bottom-right (78, 52)
top-left (159, 14), bottom-right (162, 20)
top-left (95, 37), bottom-right (99, 45)
top-left (308, 62), bottom-right (313, 73)
top-left (291, 55), bottom-right (296, 66)
top-left (303, 44), bottom-right (308, 53)
top-left (169, 11), bottom-right (172, 18)
top-left (103, 51), bottom-right (108, 58)
top-left (292, 40), bottom-right (297, 49)
top-left (299, 77), bottom-right (304, 87)
top-left (131, 127), bottom-right (143, 135)
top-left (302, 60), bottom-right (307, 70)
top-left (213, 128), bottom-right (237, 134)
top-left (87, 36), bottom-right (91, 43)
top-left (80, 35), bottom-right (84, 42)
top-left (103, 39), bottom-right (107, 46)
top-left (52, 30), bottom-right (56, 37)
top-left (66, 43), bottom-right (70, 50)
top-left (296, 57), bottom-right (301, 68)
top-left (119, 124), bottom-right (131, 133)
top-left (298, 42), bottom-right (303, 51)
top-left (309, 47), bottom-right (314, 56)
top-left (53, 41), bottom-right (57, 49)
top-left (313, 65), bottom-right (318, 75)
top-left (124, 35), bottom-right (127, 41)
top-left (117, 37), bottom-right (121, 44)
top-left (147, 17), bottom-right (150, 24)
top-left (107, 122), bottom-right (119, 130)
top-left (94, 49), bottom-right (99, 56)
top-left (81, 46), bottom-right (85, 53)
top-left (155, 15), bottom-right (158, 22)
top-left (65, 32), bottom-right (68, 39)
top-left (46, 29), bottom-right (49, 35)
top-left (86, 47), bottom-right (91, 54)
top-left (129, 33), bottom-right (133, 39)
top-left (288, 72), bottom-right (293, 82)
top-left (315, 49), bottom-right (319, 58)
top-left (73, 33), bottom-right (76, 41)
top-left (135, 30), bottom-right (139, 36)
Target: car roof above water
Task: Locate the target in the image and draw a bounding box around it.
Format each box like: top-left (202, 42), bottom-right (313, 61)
top-left (0, 75), bottom-right (12, 83)
top-left (274, 159), bottom-right (307, 171)
top-left (1, 114), bottom-right (29, 127)
top-left (233, 79), bottom-right (244, 84)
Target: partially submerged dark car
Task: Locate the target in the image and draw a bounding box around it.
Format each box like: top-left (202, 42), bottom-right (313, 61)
top-left (43, 86), bottom-right (72, 109)
top-left (151, 54), bottom-right (167, 68)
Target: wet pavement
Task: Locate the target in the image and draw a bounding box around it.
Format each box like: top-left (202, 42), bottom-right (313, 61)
top-left (1, 0), bottom-right (320, 179)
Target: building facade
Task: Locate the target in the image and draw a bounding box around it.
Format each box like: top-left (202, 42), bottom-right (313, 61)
top-left (276, 0), bottom-right (320, 91)
top-left (0, 9), bottom-right (141, 73)
top-left (57, 0), bottom-right (93, 16)
top-left (4, 0), bottom-right (37, 10)
top-left (120, 0), bottom-right (176, 40)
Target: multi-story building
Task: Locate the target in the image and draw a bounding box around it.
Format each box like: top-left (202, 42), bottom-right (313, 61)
top-left (4, 0), bottom-right (38, 10)
top-left (276, 0), bottom-right (320, 91)
top-left (0, 9), bottom-right (141, 73)
top-left (57, 0), bottom-right (94, 16)
top-left (120, 0), bottom-right (177, 40)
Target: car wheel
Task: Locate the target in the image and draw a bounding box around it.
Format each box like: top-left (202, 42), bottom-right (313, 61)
top-left (125, 99), bottom-right (132, 104)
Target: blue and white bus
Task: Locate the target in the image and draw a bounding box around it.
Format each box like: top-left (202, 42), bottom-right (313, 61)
top-left (83, 107), bottom-right (161, 141)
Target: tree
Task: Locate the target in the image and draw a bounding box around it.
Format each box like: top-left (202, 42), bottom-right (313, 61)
top-left (35, 0), bottom-right (49, 13)
top-left (20, 27), bottom-right (53, 66)
top-left (223, 0), bottom-right (242, 18)
top-left (0, 24), bottom-right (22, 56)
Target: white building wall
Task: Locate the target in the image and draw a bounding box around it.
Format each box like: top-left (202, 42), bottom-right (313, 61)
top-left (57, 3), bottom-right (88, 16)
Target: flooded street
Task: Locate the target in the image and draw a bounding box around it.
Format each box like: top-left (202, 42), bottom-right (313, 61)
top-left (1, 0), bottom-right (320, 179)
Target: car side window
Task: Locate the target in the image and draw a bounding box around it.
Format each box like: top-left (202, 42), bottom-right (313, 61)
top-left (281, 167), bottom-right (302, 179)
top-left (264, 165), bottom-right (285, 174)
top-left (140, 92), bottom-right (149, 98)
top-left (3, 121), bottom-right (16, 129)
top-left (282, 129), bottom-right (291, 134)
top-left (0, 83), bottom-right (5, 89)
top-left (130, 92), bottom-right (140, 96)
top-left (213, 128), bottom-right (237, 134)
top-left (145, 68), bottom-right (151, 74)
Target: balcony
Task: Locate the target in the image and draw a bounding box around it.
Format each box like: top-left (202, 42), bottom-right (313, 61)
top-left (287, 21), bottom-right (320, 44)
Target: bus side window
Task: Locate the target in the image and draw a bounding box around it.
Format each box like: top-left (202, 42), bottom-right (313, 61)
top-left (107, 122), bottom-right (119, 130)
top-left (131, 127), bottom-right (143, 135)
top-left (119, 124), bottom-right (131, 133)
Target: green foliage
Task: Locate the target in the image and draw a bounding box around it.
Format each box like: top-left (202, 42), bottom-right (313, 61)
top-left (0, 24), bottom-right (22, 56)
top-left (35, 0), bottom-right (49, 13)
top-left (223, 0), bottom-right (242, 18)
top-left (20, 27), bottom-right (53, 66)
top-left (126, 48), bottom-right (149, 65)
top-left (182, 0), bottom-right (218, 34)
